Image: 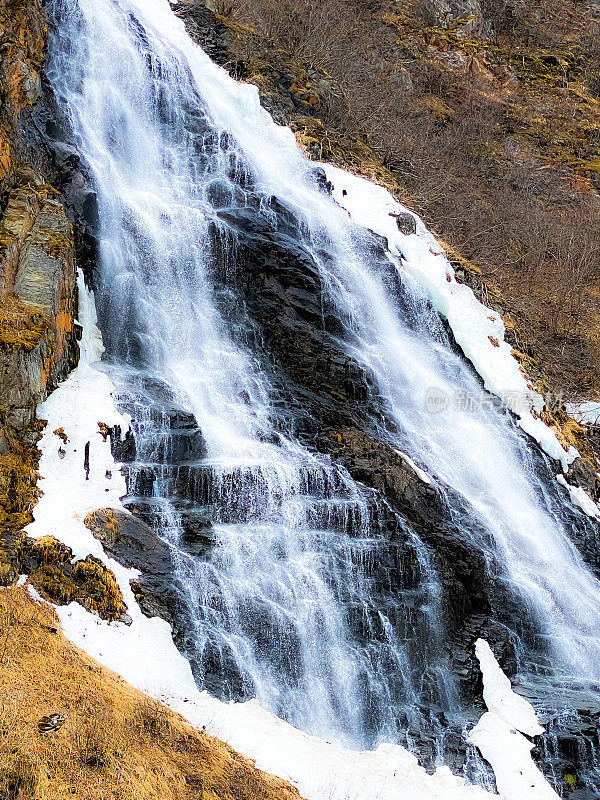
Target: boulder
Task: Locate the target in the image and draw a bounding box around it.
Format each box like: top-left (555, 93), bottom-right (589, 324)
top-left (84, 507), bottom-right (181, 624)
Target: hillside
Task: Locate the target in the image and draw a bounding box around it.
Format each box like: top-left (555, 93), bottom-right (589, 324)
top-left (0, 584), bottom-right (301, 800)
top-left (185, 0), bottom-right (600, 402)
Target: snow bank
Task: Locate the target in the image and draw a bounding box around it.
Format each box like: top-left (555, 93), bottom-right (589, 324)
top-left (556, 475), bottom-right (600, 521)
top-left (468, 640), bottom-right (558, 800)
top-left (473, 640), bottom-right (542, 737)
top-left (23, 275), bottom-right (563, 800)
top-left (324, 166), bottom-right (578, 474)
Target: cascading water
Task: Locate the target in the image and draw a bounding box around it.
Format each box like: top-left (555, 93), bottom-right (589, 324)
top-left (46, 0), bottom-right (448, 752)
top-left (46, 0), bottom-right (600, 786)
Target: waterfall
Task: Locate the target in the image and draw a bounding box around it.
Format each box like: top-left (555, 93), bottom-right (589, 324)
top-left (46, 0), bottom-right (600, 779)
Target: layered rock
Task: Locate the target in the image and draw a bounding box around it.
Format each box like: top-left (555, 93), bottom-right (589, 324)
top-left (0, 185), bottom-right (79, 433)
top-left (0, 0), bottom-right (124, 621)
top-left (84, 507), bottom-right (182, 624)
top-left (0, 0), bottom-right (46, 190)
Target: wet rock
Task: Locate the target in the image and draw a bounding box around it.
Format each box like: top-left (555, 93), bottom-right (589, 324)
top-left (390, 211), bottom-right (417, 235)
top-left (179, 509), bottom-right (213, 556)
top-left (173, 3), bottom-right (230, 66)
top-left (311, 166), bottom-right (333, 194)
top-left (109, 425), bottom-right (137, 462)
top-left (84, 507), bottom-right (181, 624)
top-left (215, 208), bottom-right (381, 429)
top-left (450, 613), bottom-right (519, 701)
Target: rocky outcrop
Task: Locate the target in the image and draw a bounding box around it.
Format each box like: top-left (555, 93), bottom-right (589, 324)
top-left (0, 182), bottom-right (78, 539)
top-left (1, 533), bottom-right (125, 620)
top-left (0, 0), bottom-right (78, 454)
top-left (84, 507), bottom-right (182, 624)
top-left (0, 185), bottom-right (78, 433)
top-left (0, 0), bottom-right (46, 191)
top-left (0, 0), bottom-right (81, 600)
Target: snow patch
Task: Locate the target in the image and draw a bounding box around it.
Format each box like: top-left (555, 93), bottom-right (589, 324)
top-left (473, 640), bottom-right (542, 737)
top-left (468, 640), bottom-right (558, 800)
top-left (566, 401), bottom-right (600, 427)
top-left (556, 475), bottom-right (600, 521)
top-left (23, 272), bottom-right (565, 800)
top-left (26, 583), bottom-right (44, 605)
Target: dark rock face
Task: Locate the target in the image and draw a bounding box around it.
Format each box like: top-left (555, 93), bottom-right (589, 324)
top-left (213, 209), bottom-right (381, 432)
top-left (209, 202), bottom-right (502, 647)
top-left (14, 2), bottom-right (596, 792)
top-left (84, 507), bottom-right (182, 624)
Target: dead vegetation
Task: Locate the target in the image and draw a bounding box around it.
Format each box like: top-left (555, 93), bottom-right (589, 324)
top-left (208, 0), bottom-right (600, 399)
top-left (0, 584), bottom-right (301, 800)
top-left (0, 294), bottom-right (47, 351)
top-left (0, 432), bottom-right (42, 533)
top-left (32, 553), bottom-right (126, 622)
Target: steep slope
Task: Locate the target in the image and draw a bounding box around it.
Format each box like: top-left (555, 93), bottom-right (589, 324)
top-left (1, 0), bottom-right (599, 798)
top-left (177, 0), bottom-right (600, 437)
top-left (0, 584), bottom-right (301, 800)
top-left (0, 5), bottom-right (304, 798)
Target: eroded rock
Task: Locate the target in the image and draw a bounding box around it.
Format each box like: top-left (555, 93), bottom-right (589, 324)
top-left (84, 507), bottom-right (182, 624)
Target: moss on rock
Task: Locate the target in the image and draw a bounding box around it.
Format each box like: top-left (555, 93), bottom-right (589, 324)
top-left (0, 293), bottom-right (48, 350)
top-left (32, 553), bottom-right (126, 622)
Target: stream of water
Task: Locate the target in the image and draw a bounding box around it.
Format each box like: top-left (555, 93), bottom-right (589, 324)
top-left (46, 0), bottom-right (600, 784)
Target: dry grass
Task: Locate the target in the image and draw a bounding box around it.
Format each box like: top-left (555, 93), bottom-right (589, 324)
top-left (0, 584), bottom-right (302, 800)
top-left (0, 294), bottom-right (47, 351)
top-left (208, 0), bottom-right (600, 399)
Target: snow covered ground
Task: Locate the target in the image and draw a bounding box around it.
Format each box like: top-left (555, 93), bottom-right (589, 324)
top-left (23, 272), bottom-right (559, 800)
top-left (468, 641), bottom-right (558, 800)
top-left (566, 402), bottom-right (600, 427)
top-left (556, 474), bottom-right (600, 521)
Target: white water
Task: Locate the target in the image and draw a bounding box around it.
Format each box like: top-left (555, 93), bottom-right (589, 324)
top-left (46, 0), bottom-right (600, 767)
top-left (25, 273), bottom-right (556, 800)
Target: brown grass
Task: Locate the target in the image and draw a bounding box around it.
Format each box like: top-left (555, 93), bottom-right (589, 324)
top-left (0, 294), bottom-right (47, 351)
top-left (0, 584), bottom-right (302, 800)
top-left (209, 0), bottom-right (600, 400)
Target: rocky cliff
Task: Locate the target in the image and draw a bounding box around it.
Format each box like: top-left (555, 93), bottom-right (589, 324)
top-left (1, 1), bottom-right (599, 797)
top-left (0, 1), bottom-right (126, 618)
